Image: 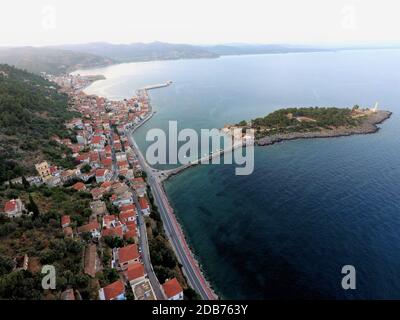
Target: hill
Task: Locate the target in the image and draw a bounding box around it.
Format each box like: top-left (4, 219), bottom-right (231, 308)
top-left (0, 64), bottom-right (76, 184)
top-left (55, 41), bottom-right (218, 62)
top-left (203, 44), bottom-right (329, 56)
top-left (234, 106), bottom-right (391, 145)
top-left (0, 47), bottom-right (113, 75)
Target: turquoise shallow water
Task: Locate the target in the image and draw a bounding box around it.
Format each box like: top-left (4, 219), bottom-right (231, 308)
top-left (78, 50), bottom-right (400, 299)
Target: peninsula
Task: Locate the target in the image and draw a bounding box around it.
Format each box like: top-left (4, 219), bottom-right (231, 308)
top-left (232, 105), bottom-right (392, 146)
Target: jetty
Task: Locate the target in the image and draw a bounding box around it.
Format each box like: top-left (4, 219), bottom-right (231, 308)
top-left (140, 81), bottom-right (173, 91)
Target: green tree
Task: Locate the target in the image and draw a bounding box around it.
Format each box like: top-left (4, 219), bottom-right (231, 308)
top-left (27, 194), bottom-right (40, 218)
top-left (22, 176), bottom-right (30, 189)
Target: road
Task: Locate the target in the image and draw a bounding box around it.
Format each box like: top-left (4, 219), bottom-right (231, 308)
top-left (109, 125), bottom-right (164, 299)
top-left (127, 131), bottom-right (217, 300)
top-left (131, 190), bottom-right (166, 300)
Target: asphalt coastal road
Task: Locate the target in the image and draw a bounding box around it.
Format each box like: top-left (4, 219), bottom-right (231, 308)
top-left (127, 131), bottom-right (217, 300)
top-left (132, 191), bottom-right (166, 300)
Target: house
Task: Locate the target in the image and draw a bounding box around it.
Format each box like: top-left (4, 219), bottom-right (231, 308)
top-left (63, 226), bottom-right (74, 238)
top-left (72, 182), bottom-right (86, 192)
top-left (45, 176), bottom-right (62, 187)
top-left (61, 215), bottom-right (71, 228)
top-left (116, 244), bottom-right (140, 270)
top-left (117, 160), bottom-right (129, 171)
top-left (14, 254), bottom-right (29, 271)
top-left (124, 224), bottom-right (138, 243)
top-left (91, 135), bottom-right (105, 150)
top-left (84, 244), bottom-right (98, 277)
top-left (101, 158), bottom-right (113, 170)
top-left (132, 279), bottom-right (156, 300)
top-left (125, 263), bottom-right (145, 285)
top-left (77, 221), bottom-right (101, 238)
top-left (35, 161), bottom-right (51, 181)
top-left (112, 192), bottom-right (133, 207)
top-left (61, 289), bottom-right (75, 300)
top-left (95, 168), bottom-right (111, 184)
top-left (91, 187), bottom-right (106, 200)
top-left (116, 152), bottom-right (127, 162)
top-left (60, 169), bottom-right (80, 184)
top-left (162, 278), bottom-right (184, 300)
top-left (99, 280), bottom-right (126, 300)
top-left (105, 145), bottom-right (112, 157)
top-left (139, 198), bottom-right (150, 216)
top-left (100, 181), bottom-right (113, 191)
top-left (3, 199), bottom-right (25, 218)
top-left (90, 200), bottom-right (108, 216)
top-left (102, 215), bottom-right (117, 229)
top-left (102, 225), bottom-right (123, 239)
top-left (119, 208), bottom-right (136, 224)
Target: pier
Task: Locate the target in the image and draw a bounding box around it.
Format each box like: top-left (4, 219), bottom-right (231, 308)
top-left (140, 81), bottom-right (173, 91)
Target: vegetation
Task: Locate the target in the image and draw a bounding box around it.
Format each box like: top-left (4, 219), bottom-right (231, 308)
top-left (0, 47), bottom-right (113, 75)
top-left (0, 184), bottom-right (97, 299)
top-left (0, 64), bottom-right (77, 184)
top-left (243, 107), bottom-right (361, 137)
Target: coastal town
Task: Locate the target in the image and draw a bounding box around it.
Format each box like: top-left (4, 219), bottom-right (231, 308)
top-left (0, 73), bottom-right (196, 300)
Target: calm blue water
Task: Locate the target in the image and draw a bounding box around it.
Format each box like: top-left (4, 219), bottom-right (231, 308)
top-left (78, 50), bottom-right (400, 299)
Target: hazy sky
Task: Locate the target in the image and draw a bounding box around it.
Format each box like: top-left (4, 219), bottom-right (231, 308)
top-left (1, 0), bottom-right (400, 46)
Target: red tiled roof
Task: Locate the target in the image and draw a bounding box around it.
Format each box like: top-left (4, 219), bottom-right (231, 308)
top-left (119, 210), bottom-right (136, 223)
top-left (91, 136), bottom-right (102, 144)
top-left (102, 158), bottom-right (113, 166)
top-left (118, 244), bottom-right (139, 264)
top-left (124, 228), bottom-right (137, 240)
top-left (101, 181), bottom-right (112, 188)
top-left (102, 225), bottom-right (123, 238)
top-left (139, 198), bottom-right (149, 210)
top-left (72, 182), bottom-right (86, 191)
top-left (77, 221), bottom-right (100, 234)
top-left (61, 215), bottom-right (70, 226)
top-left (120, 204), bottom-right (135, 212)
top-left (96, 169), bottom-right (107, 177)
top-left (103, 215), bottom-right (116, 225)
top-left (126, 263), bottom-right (145, 281)
top-left (117, 161), bottom-right (128, 167)
top-left (102, 280), bottom-right (125, 300)
top-left (163, 278), bottom-right (183, 299)
top-left (4, 199), bottom-right (17, 212)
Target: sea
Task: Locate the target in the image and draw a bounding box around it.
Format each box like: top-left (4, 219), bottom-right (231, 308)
top-left (76, 49), bottom-right (400, 299)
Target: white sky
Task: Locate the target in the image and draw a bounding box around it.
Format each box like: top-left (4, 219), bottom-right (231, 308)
top-left (1, 0), bottom-right (400, 46)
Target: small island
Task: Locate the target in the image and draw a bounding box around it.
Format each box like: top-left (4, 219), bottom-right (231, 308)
top-left (231, 105), bottom-right (392, 146)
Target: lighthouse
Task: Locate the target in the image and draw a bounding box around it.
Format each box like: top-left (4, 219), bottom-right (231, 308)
top-left (372, 102), bottom-right (379, 112)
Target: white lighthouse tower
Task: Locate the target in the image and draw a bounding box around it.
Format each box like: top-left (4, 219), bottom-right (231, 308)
top-left (372, 102), bottom-right (379, 112)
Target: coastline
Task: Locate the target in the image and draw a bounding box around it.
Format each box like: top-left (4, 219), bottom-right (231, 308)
top-left (126, 87), bottom-right (218, 300)
top-left (256, 110), bottom-right (392, 146)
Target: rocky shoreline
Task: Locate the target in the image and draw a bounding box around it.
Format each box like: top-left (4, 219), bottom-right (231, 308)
top-left (257, 110), bottom-right (392, 146)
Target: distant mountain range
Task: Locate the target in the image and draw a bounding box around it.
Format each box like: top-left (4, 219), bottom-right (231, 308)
top-left (0, 47), bottom-right (114, 75)
top-left (0, 42), bottom-right (399, 75)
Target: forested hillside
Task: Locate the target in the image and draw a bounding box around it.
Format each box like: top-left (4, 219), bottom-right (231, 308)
top-left (0, 64), bottom-right (75, 184)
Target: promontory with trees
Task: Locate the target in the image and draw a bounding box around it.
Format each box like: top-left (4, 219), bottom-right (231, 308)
top-left (234, 106), bottom-right (392, 146)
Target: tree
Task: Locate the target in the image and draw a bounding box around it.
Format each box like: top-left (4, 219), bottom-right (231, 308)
top-left (27, 194), bottom-right (40, 218)
top-left (184, 287), bottom-right (201, 300)
top-left (81, 164), bottom-right (91, 174)
top-left (104, 236), bottom-right (124, 249)
top-left (22, 176), bottom-right (30, 189)
top-left (102, 267), bottom-right (119, 284)
top-left (0, 254), bottom-right (13, 277)
top-left (153, 265), bottom-right (174, 284)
